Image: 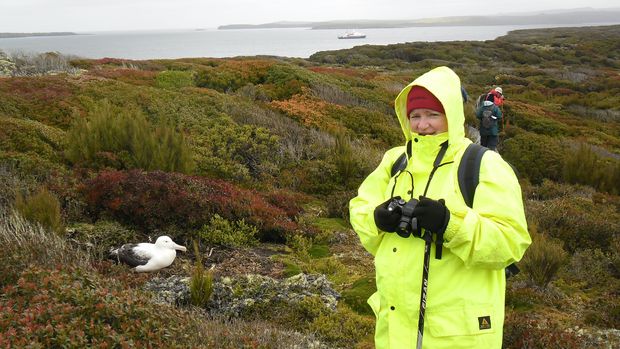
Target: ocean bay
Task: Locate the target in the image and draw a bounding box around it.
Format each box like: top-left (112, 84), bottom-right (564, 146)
top-left (0, 24), bottom-right (606, 60)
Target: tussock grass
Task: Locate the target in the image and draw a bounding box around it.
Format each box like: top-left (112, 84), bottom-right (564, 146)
top-left (0, 206), bottom-right (91, 284)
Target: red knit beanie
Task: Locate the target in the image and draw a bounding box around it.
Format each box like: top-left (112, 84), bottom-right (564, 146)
top-left (406, 86), bottom-right (445, 116)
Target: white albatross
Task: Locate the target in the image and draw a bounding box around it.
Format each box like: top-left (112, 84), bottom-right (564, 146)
top-left (110, 235), bottom-right (187, 272)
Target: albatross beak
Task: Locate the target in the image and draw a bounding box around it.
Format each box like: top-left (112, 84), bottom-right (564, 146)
top-left (174, 244), bottom-right (187, 252)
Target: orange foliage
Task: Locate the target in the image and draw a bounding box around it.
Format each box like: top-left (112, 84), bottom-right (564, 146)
top-left (220, 59), bottom-right (274, 80)
top-left (269, 87), bottom-right (345, 132)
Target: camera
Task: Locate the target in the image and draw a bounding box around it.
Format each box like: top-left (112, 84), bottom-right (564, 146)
top-left (387, 197), bottom-right (419, 238)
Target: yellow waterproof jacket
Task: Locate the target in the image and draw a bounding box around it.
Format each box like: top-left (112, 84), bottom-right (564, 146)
top-left (349, 67), bottom-right (531, 349)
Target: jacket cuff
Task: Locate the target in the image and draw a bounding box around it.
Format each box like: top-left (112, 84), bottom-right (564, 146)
top-left (443, 209), bottom-right (466, 242)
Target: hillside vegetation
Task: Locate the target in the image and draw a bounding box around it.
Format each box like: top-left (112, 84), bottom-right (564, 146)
top-left (1, 25), bottom-right (619, 348)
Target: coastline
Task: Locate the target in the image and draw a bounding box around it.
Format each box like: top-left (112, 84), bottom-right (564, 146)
top-left (0, 32), bottom-right (78, 39)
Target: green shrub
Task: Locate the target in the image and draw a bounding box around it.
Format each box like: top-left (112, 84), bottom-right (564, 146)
top-left (341, 275), bottom-right (376, 315)
top-left (65, 99), bottom-right (193, 173)
top-left (309, 305), bottom-right (375, 348)
top-left (528, 195), bottom-right (619, 253)
top-left (15, 187), bottom-right (63, 235)
top-left (515, 114), bottom-right (570, 136)
top-left (156, 70), bottom-right (194, 89)
top-left (611, 236), bottom-right (620, 278)
top-left (0, 117), bottom-right (65, 162)
top-left (284, 159), bottom-right (341, 195)
top-left (190, 242), bottom-right (214, 307)
top-left (308, 244), bottom-right (330, 259)
top-left (323, 190), bottom-right (355, 221)
top-left (334, 132), bottom-right (356, 184)
top-left (524, 179), bottom-right (586, 201)
top-left (563, 143), bottom-right (620, 194)
top-left (287, 233), bottom-right (312, 260)
top-left (191, 122), bottom-right (280, 182)
top-left (520, 230), bottom-right (568, 287)
top-left (563, 248), bottom-right (616, 288)
top-left (505, 285), bottom-right (544, 311)
top-left (0, 163), bottom-right (40, 210)
top-left (198, 214), bottom-right (258, 248)
top-left (501, 131), bottom-right (565, 184)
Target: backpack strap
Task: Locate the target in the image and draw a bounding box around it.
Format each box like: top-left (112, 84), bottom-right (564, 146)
top-left (390, 140), bottom-right (412, 177)
top-left (457, 143), bottom-right (521, 278)
top-left (458, 143), bottom-right (488, 208)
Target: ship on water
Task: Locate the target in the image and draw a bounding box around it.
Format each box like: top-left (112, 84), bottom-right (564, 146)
top-left (337, 31), bottom-right (366, 39)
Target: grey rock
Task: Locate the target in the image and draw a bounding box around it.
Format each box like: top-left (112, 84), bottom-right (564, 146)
top-left (208, 273), bottom-right (340, 318)
top-left (143, 273), bottom-right (340, 320)
top-left (144, 275), bottom-right (191, 306)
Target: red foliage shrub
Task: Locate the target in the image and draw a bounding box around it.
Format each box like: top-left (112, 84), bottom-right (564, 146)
top-left (262, 189), bottom-right (309, 219)
top-left (503, 311), bottom-right (585, 349)
top-left (0, 267), bottom-right (198, 348)
top-left (0, 76), bottom-right (74, 101)
top-left (82, 170), bottom-right (298, 241)
top-left (0, 76), bottom-right (78, 128)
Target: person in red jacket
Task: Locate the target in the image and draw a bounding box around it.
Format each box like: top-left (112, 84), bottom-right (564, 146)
top-left (485, 86), bottom-right (505, 107)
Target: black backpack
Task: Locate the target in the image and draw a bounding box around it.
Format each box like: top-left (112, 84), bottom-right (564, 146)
top-left (390, 142), bottom-right (520, 277)
top-left (481, 107), bottom-right (495, 129)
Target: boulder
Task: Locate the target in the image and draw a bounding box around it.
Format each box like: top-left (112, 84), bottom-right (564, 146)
top-left (144, 272), bottom-right (340, 318)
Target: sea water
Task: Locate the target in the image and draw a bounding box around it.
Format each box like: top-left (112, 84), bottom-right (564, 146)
top-left (0, 24), bottom-right (612, 60)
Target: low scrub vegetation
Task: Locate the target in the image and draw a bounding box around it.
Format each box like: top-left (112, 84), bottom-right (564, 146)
top-left (1, 25), bottom-right (619, 348)
top-left (65, 100), bottom-right (194, 174)
top-left (82, 169), bottom-right (299, 241)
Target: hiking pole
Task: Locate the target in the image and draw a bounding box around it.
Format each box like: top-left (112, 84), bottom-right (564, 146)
top-left (416, 231), bottom-right (433, 349)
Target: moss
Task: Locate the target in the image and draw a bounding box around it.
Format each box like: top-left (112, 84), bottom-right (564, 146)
top-left (340, 275), bottom-right (376, 316)
top-left (310, 217), bottom-right (350, 232)
top-left (308, 244), bottom-right (330, 259)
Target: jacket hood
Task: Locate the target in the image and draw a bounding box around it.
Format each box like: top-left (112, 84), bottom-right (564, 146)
top-left (394, 66), bottom-right (465, 146)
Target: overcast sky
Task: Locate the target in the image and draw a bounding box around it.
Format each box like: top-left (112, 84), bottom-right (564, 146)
top-left (1, 0), bottom-right (618, 32)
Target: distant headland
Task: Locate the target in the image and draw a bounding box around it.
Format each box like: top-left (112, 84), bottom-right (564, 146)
top-left (0, 32), bottom-right (78, 39)
top-left (218, 7), bottom-right (620, 30)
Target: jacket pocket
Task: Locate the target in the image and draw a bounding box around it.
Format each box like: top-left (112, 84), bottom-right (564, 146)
top-left (427, 305), bottom-right (496, 337)
top-left (367, 291), bottom-right (381, 318)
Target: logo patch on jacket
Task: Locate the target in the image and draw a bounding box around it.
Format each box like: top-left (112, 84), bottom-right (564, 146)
top-left (478, 316), bottom-right (492, 330)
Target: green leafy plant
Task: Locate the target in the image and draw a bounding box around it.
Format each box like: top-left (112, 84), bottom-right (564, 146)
top-left (501, 130), bottom-right (565, 184)
top-left (65, 99), bottom-right (194, 173)
top-left (15, 187), bottom-right (63, 235)
top-left (334, 132), bottom-right (356, 185)
top-left (156, 70), bottom-right (194, 89)
top-left (198, 214), bottom-right (258, 248)
top-left (190, 241), bottom-right (214, 307)
top-left (563, 143), bottom-right (620, 194)
top-left (309, 305), bottom-right (375, 348)
top-left (520, 230), bottom-right (568, 287)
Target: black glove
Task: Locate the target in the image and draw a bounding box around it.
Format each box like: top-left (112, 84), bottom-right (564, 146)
top-left (413, 197), bottom-right (450, 234)
top-left (374, 196), bottom-right (403, 233)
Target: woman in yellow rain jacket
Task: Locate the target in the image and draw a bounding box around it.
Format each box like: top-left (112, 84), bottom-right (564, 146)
top-left (349, 66), bottom-right (530, 349)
